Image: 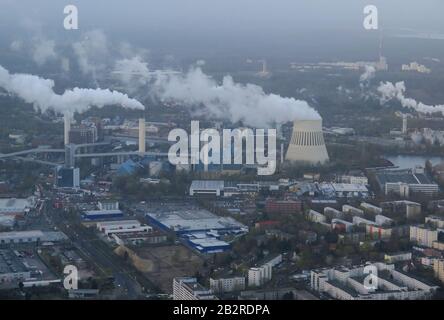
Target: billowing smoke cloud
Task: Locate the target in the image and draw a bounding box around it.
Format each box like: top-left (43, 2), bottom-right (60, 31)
top-left (72, 30), bottom-right (109, 80)
top-left (378, 81), bottom-right (444, 115)
top-left (31, 38), bottom-right (57, 66)
top-left (0, 64), bottom-right (144, 115)
top-left (10, 40), bottom-right (23, 52)
top-left (153, 67), bottom-right (320, 127)
top-left (113, 56), bottom-right (151, 92)
top-left (359, 65), bottom-right (376, 89)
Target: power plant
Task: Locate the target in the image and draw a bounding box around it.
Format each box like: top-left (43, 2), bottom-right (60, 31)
top-left (285, 119), bottom-right (329, 165)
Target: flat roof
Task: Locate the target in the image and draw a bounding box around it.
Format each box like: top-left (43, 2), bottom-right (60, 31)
top-left (188, 238), bottom-right (230, 248)
top-left (97, 220), bottom-right (140, 226)
top-left (0, 198), bottom-right (32, 210)
top-left (376, 170), bottom-right (436, 186)
top-left (0, 249), bottom-right (28, 274)
top-left (0, 230), bottom-right (45, 239)
top-left (331, 183), bottom-right (369, 192)
top-left (84, 210), bottom-right (123, 216)
top-left (190, 180), bottom-right (224, 190)
top-left (147, 209), bottom-right (246, 233)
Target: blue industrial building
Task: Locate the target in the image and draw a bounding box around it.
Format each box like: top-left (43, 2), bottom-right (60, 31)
top-left (81, 210), bottom-right (123, 221)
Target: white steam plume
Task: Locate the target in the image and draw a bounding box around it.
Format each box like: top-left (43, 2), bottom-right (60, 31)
top-left (72, 30), bottom-right (109, 81)
top-left (32, 38), bottom-right (57, 66)
top-left (153, 68), bottom-right (320, 128)
top-left (113, 56), bottom-right (151, 92)
top-left (0, 65), bottom-right (144, 115)
top-left (378, 81), bottom-right (444, 115)
top-left (359, 65), bottom-right (376, 89)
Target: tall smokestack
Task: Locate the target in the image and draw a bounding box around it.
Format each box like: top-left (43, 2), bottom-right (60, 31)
top-left (285, 119), bottom-right (329, 164)
top-left (139, 118), bottom-right (146, 153)
top-left (64, 114), bottom-right (71, 146)
top-left (402, 114), bottom-right (408, 134)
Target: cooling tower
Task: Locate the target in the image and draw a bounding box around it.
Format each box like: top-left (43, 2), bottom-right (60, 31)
top-left (285, 119), bottom-right (329, 164)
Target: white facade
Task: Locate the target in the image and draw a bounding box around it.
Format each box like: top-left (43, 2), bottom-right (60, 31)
top-left (311, 262), bottom-right (438, 300)
top-left (98, 200), bottom-right (119, 211)
top-left (0, 230), bottom-right (45, 244)
top-left (342, 205), bottom-right (364, 216)
top-left (210, 276), bottom-right (246, 293)
top-left (189, 180), bottom-right (224, 196)
top-left (425, 216), bottom-right (444, 229)
top-left (375, 215), bottom-right (394, 227)
top-left (352, 216), bottom-right (377, 227)
top-left (248, 254), bottom-right (282, 287)
top-left (308, 210), bottom-right (326, 223)
top-left (96, 220), bottom-right (152, 235)
top-left (360, 202), bottom-right (382, 215)
top-left (410, 226), bottom-right (438, 248)
top-left (0, 230), bottom-right (66, 244)
top-left (0, 198), bottom-right (35, 215)
top-left (173, 277), bottom-right (216, 300)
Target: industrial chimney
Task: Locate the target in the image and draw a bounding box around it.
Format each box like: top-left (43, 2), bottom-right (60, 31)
top-left (402, 114), bottom-right (408, 134)
top-left (64, 114), bottom-right (71, 146)
top-left (285, 119), bottom-right (329, 164)
top-left (138, 118), bottom-right (146, 153)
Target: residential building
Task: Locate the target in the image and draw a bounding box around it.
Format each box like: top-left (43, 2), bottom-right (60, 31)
top-left (210, 276), bottom-right (246, 293)
top-left (410, 226), bottom-right (439, 248)
top-left (311, 262), bottom-right (438, 300)
top-left (173, 277), bottom-right (216, 300)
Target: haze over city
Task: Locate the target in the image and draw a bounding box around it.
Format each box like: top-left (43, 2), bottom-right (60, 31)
top-left (0, 0), bottom-right (444, 308)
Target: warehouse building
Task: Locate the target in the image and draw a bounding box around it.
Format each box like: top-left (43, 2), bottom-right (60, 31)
top-left (0, 197), bottom-right (36, 216)
top-left (189, 180), bottom-right (224, 196)
top-left (146, 209), bottom-right (247, 235)
top-left (184, 235), bottom-right (231, 254)
top-left (0, 230), bottom-right (67, 244)
top-left (375, 167), bottom-right (439, 197)
top-left (96, 220), bottom-right (151, 235)
top-left (82, 209), bottom-right (123, 221)
top-left (0, 249), bottom-right (31, 283)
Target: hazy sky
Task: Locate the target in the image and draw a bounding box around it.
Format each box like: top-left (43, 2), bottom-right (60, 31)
top-left (1, 0), bottom-right (443, 35)
top-left (1, 1), bottom-right (443, 63)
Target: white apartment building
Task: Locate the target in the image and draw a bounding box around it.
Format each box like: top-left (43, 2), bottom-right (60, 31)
top-left (210, 276), bottom-right (245, 293)
top-left (308, 210), bottom-right (326, 223)
top-left (248, 254), bottom-right (282, 287)
top-left (173, 277), bottom-right (216, 300)
top-left (410, 225), bottom-right (439, 248)
top-left (311, 262), bottom-right (438, 300)
top-left (360, 202), bottom-right (382, 215)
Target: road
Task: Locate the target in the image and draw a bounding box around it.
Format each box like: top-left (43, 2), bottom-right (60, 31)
top-left (42, 199), bottom-right (156, 299)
